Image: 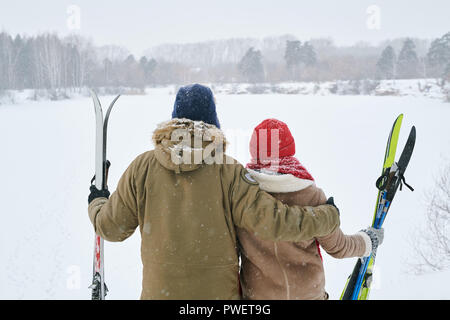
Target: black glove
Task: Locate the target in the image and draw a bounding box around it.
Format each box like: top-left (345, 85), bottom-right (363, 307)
top-left (88, 160), bottom-right (112, 204)
top-left (88, 185), bottom-right (110, 204)
top-left (326, 197), bottom-right (340, 215)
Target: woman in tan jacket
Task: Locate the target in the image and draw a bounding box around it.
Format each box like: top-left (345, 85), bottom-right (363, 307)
top-left (238, 118), bottom-right (384, 300)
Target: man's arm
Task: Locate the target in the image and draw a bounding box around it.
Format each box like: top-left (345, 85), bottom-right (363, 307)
top-left (88, 160), bottom-right (139, 242)
top-left (230, 166), bottom-right (340, 242)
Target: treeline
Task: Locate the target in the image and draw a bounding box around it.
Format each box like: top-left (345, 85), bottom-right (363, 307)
top-left (237, 33), bottom-right (450, 84)
top-left (0, 32), bottom-right (160, 93)
top-left (375, 34), bottom-right (450, 81)
top-left (0, 31), bottom-right (449, 94)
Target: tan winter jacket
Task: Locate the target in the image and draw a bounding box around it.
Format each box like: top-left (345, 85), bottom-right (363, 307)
top-left (88, 119), bottom-right (340, 300)
top-left (239, 169), bottom-right (372, 300)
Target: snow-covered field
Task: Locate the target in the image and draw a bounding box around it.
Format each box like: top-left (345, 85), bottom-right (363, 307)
top-left (1, 88), bottom-right (449, 299)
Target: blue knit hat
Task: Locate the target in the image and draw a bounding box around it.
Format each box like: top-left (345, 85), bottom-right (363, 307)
top-left (172, 84), bottom-right (220, 128)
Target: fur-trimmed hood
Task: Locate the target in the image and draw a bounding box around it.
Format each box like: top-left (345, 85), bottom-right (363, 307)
top-left (247, 169), bottom-right (315, 193)
top-left (152, 118), bottom-right (227, 173)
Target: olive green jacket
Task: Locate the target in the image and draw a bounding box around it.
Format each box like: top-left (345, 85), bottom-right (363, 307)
top-left (88, 119), bottom-right (340, 300)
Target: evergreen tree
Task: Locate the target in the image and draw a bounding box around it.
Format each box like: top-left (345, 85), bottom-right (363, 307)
top-left (284, 40), bottom-right (302, 68)
top-left (238, 47), bottom-right (264, 83)
top-left (123, 54), bottom-right (137, 68)
top-left (122, 54), bottom-right (145, 89)
top-left (427, 32), bottom-right (450, 78)
top-left (140, 56), bottom-right (157, 85)
top-left (284, 40), bottom-right (316, 80)
top-left (376, 45), bottom-right (396, 79)
top-left (284, 40), bottom-right (302, 80)
top-left (301, 42), bottom-right (317, 66)
top-left (397, 39), bottom-right (420, 79)
top-left (103, 58), bottom-right (113, 86)
top-left (444, 62), bottom-right (450, 81)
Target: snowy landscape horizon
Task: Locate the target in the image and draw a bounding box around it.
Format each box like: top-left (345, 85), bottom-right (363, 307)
top-left (1, 78), bottom-right (449, 106)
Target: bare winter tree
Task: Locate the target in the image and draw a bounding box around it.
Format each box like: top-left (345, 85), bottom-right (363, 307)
top-left (65, 35), bottom-right (96, 91)
top-left (39, 34), bottom-right (64, 89)
top-left (0, 32), bottom-right (16, 90)
top-left (410, 164), bottom-right (450, 274)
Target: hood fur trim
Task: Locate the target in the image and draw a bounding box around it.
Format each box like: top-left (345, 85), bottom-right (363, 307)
top-left (247, 169), bottom-right (315, 193)
top-left (152, 118), bottom-right (227, 173)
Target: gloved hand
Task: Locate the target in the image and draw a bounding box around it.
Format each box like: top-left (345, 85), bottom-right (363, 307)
top-left (361, 227), bottom-right (384, 259)
top-left (88, 185), bottom-right (110, 204)
top-left (88, 160), bottom-right (111, 204)
top-left (326, 197), bottom-right (340, 215)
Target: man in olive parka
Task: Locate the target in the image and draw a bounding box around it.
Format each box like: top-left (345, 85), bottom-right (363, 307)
top-left (88, 84), bottom-right (340, 300)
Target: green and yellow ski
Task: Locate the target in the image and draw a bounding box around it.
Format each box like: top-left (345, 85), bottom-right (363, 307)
top-left (341, 114), bottom-right (415, 300)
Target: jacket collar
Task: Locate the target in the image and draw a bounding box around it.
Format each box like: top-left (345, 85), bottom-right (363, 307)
top-left (247, 169), bottom-right (314, 193)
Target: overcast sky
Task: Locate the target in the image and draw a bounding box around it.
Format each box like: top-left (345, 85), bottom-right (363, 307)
top-left (1, 0), bottom-right (449, 56)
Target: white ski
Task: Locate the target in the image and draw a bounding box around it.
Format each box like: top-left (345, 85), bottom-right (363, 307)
top-left (89, 90), bottom-right (120, 300)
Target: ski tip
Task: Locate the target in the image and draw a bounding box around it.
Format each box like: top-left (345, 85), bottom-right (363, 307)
top-left (89, 88), bottom-right (97, 98)
top-left (410, 125), bottom-right (416, 137)
top-left (89, 89), bottom-right (101, 105)
top-left (106, 95), bottom-right (121, 113)
top-left (391, 114), bottom-right (403, 132)
top-left (112, 94), bottom-right (121, 103)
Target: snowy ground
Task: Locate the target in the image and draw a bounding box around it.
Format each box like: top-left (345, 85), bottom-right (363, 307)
top-left (1, 88), bottom-right (450, 299)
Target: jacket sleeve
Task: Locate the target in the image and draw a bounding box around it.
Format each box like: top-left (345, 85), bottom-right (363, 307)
top-left (307, 185), bottom-right (370, 258)
top-left (317, 229), bottom-right (370, 258)
top-left (230, 166), bottom-right (340, 242)
top-left (88, 161), bottom-right (139, 242)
